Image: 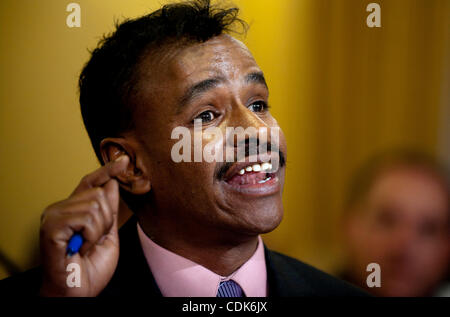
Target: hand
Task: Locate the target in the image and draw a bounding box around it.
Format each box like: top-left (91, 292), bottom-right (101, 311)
top-left (39, 156), bottom-right (129, 296)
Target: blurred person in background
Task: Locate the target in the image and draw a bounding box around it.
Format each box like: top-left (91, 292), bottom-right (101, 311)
top-left (340, 150), bottom-right (450, 297)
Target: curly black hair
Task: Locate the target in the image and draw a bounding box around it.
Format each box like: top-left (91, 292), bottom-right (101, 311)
top-left (79, 0), bottom-right (247, 162)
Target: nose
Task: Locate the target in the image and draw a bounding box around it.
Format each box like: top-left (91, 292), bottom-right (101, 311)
top-left (233, 100), bottom-right (268, 129)
top-left (389, 225), bottom-right (417, 258)
top-left (224, 99), bottom-right (269, 146)
top-left (223, 99), bottom-right (279, 167)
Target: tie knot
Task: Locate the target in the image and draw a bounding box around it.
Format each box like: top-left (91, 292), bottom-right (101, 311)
top-left (216, 280), bottom-right (244, 297)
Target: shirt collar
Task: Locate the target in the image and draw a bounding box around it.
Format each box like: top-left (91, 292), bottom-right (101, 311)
top-left (137, 223), bottom-right (268, 297)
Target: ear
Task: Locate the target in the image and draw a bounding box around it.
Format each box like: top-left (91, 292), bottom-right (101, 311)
top-left (99, 137), bottom-right (151, 195)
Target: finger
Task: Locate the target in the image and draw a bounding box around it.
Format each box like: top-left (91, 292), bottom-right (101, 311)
top-left (65, 197), bottom-right (112, 239)
top-left (103, 179), bottom-right (120, 218)
top-left (71, 155), bottom-right (129, 195)
top-left (65, 187), bottom-right (115, 232)
top-left (41, 202), bottom-right (106, 255)
top-left (41, 199), bottom-right (98, 232)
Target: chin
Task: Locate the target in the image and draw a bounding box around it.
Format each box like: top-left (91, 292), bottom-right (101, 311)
top-left (237, 202), bottom-right (284, 235)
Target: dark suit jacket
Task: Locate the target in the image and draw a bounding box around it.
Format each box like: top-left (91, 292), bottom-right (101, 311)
top-left (0, 216), bottom-right (367, 296)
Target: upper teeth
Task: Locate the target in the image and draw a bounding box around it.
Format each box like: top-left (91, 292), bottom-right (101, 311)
top-left (239, 163), bottom-right (272, 175)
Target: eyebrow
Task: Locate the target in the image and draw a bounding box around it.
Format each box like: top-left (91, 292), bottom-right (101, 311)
top-left (245, 71), bottom-right (268, 89)
top-left (177, 71), bottom-right (268, 112)
top-left (178, 76), bottom-right (226, 112)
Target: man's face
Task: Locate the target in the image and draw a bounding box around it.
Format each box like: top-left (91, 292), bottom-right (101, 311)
top-left (346, 167), bottom-right (450, 296)
top-left (129, 34), bottom-right (286, 241)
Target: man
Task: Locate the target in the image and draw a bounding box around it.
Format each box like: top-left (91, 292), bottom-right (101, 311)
top-left (341, 151), bottom-right (450, 296)
top-left (1, 0), bottom-right (365, 296)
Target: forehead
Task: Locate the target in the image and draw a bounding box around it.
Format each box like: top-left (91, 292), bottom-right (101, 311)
top-left (168, 34), bottom-right (256, 79)
top-left (368, 167), bottom-right (449, 220)
top-left (138, 34), bottom-right (259, 92)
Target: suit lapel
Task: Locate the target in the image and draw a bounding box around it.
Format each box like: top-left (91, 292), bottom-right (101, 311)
top-left (264, 246), bottom-right (313, 296)
top-left (100, 216), bottom-right (162, 297)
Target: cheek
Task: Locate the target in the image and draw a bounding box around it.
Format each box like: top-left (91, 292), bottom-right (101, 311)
top-left (269, 120), bottom-right (287, 155)
top-left (365, 229), bottom-right (398, 258)
top-left (169, 161), bottom-right (217, 195)
top-left (353, 221), bottom-right (390, 258)
top-left (145, 128), bottom-right (219, 192)
top-left (413, 238), bottom-right (449, 265)
top-left (150, 162), bottom-right (217, 211)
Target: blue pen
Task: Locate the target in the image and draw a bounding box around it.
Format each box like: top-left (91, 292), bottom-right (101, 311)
top-left (67, 233), bottom-right (83, 256)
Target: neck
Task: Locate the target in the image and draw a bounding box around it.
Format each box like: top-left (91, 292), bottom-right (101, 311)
top-left (136, 211), bottom-right (259, 276)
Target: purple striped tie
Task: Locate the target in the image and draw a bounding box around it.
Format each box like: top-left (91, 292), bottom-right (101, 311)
top-left (216, 280), bottom-right (244, 297)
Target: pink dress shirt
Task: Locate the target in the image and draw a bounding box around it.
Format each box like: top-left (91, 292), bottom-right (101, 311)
top-left (137, 223), bottom-right (268, 297)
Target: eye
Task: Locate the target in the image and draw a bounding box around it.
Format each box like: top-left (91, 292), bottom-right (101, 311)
top-left (418, 220), bottom-right (439, 238)
top-left (193, 110), bottom-right (215, 123)
top-left (248, 101), bottom-right (269, 113)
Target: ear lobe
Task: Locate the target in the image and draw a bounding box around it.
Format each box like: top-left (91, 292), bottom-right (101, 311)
top-left (100, 137), bottom-right (152, 195)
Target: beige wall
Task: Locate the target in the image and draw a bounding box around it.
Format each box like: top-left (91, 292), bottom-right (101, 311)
top-left (1, 0), bottom-right (449, 279)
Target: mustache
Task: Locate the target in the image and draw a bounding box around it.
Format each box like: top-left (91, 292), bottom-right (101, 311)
top-left (215, 138), bottom-right (286, 180)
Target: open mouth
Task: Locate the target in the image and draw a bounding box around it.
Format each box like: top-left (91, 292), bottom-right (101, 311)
top-left (226, 162), bottom-right (275, 186)
top-left (220, 158), bottom-right (281, 196)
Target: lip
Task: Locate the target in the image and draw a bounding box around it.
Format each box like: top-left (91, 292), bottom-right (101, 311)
top-left (221, 173), bottom-right (281, 196)
top-left (220, 155), bottom-right (282, 196)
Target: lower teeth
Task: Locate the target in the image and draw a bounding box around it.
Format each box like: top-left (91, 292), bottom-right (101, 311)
top-left (258, 176), bottom-right (272, 184)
